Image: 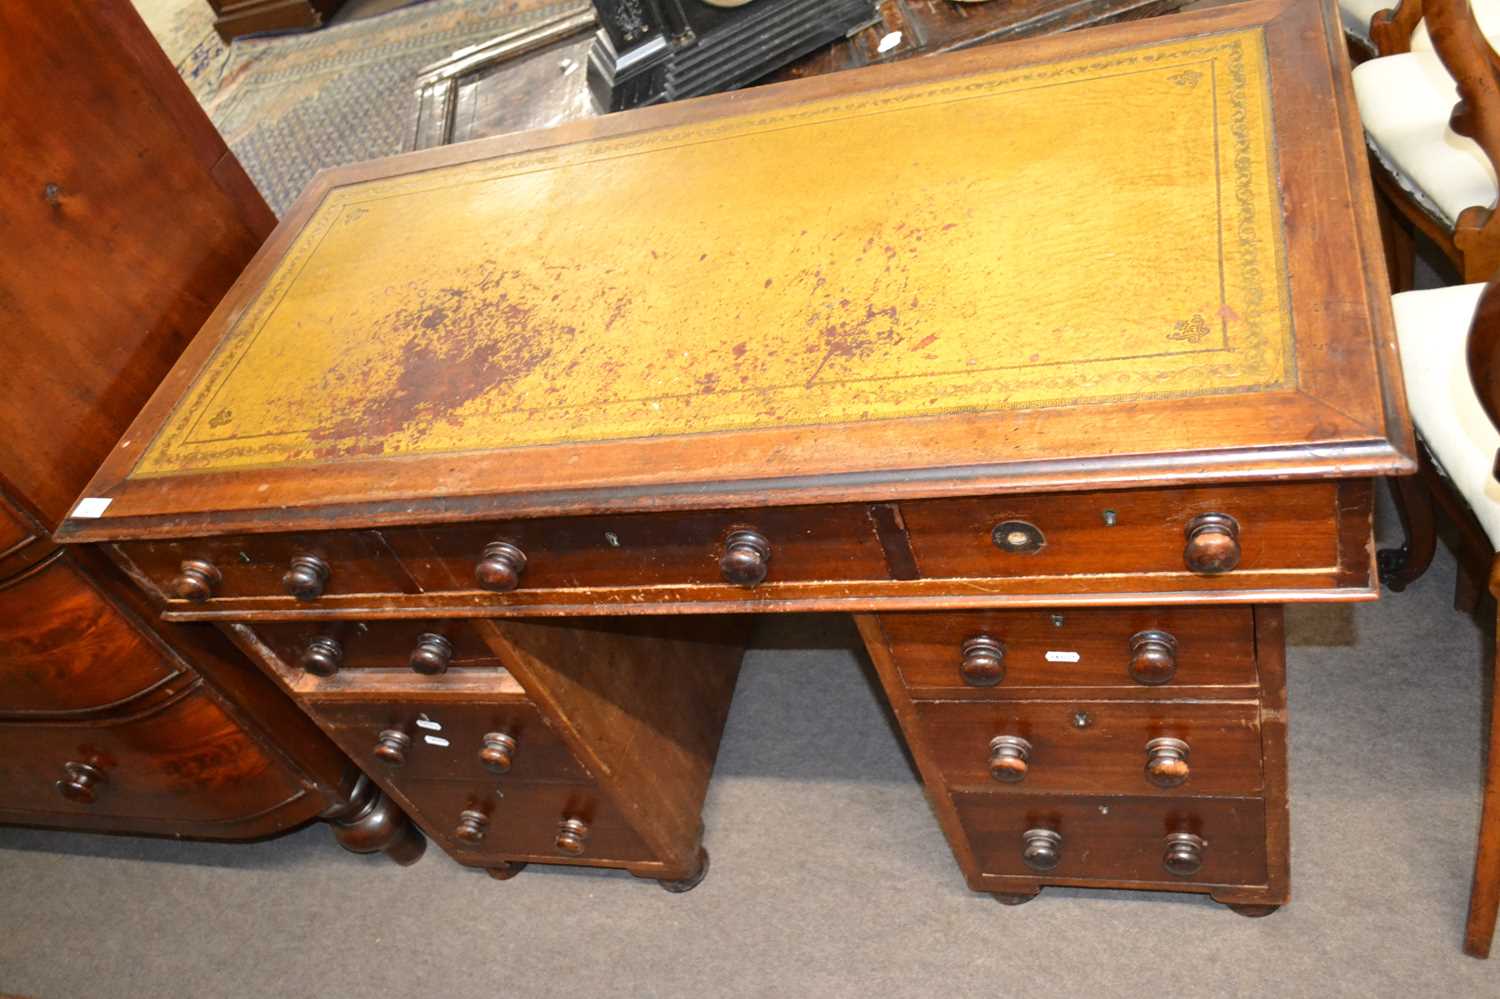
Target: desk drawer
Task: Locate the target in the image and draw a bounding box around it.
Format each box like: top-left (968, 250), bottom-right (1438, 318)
top-left (874, 606), bottom-right (1258, 697)
top-left (404, 780), bottom-right (653, 864)
top-left (1, 552), bottom-right (181, 717)
top-left (251, 619), bottom-right (501, 677)
top-left (955, 792), bottom-right (1269, 887)
top-left (315, 697), bottom-right (590, 784)
top-left (0, 684), bottom-right (303, 823)
top-left (915, 700), bottom-right (1263, 795)
top-left (899, 481), bottom-right (1354, 586)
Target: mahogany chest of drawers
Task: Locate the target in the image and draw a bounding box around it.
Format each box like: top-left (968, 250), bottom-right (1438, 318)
top-left (62, 0), bottom-right (1410, 911)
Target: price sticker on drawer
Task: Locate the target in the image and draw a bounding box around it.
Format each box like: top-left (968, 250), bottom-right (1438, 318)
top-left (423, 735), bottom-right (451, 748)
top-left (415, 717), bottom-right (443, 732)
top-left (1045, 650), bottom-right (1082, 664)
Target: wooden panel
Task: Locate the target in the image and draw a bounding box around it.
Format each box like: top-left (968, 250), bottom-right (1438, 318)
top-left (955, 792), bottom-right (1269, 887)
top-left (316, 696), bottom-right (591, 784)
top-left (398, 780), bottom-right (653, 864)
top-left (0, 684), bottom-right (307, 825)
top-left (0, 0), bottom-right (271, 529)
top-left (901, 482), bottom-right (1345, 581)
top-left (0, 552), bottom-right (179, 718)
top-left (873, 605), bottom-right (1258, 698)
top-left (914, 700), bottom-right (1263, 795)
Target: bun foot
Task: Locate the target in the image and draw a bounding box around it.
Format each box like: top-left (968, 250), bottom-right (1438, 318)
top-left (1227, 903), bottom-right (1281, 918)
top-left (994, 890), bottom-right (1041, 906)
top-left (323, 776), bottom-right (426, 866)
top-left (486, 861), bottom-right (528, 881)
top-left (659, 847), bottom-right (710, 894)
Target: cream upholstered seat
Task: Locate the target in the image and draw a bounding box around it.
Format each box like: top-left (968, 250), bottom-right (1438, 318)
top-left (1393, 282), bottom-right (1500, 542)
top-left (1352, 49), bottom-right (1498, 226)
top-left (1413, 0), bottom-right (1500, 50)
top-left (1340, 0), bottom-right (1389, 48)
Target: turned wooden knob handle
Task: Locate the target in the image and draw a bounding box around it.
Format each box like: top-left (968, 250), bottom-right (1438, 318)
top-left (1128, 629), bottom-right (1178, 686)
top-left (475, 541), bottom-right (527, 592)
top-left (556, 817), bottom-right (590, 855)
top-left (300, 636), bottom-right (343, 677)
top-left (373, 729), bottom-right (411, 767)
top-left (1145, 736), bottom-right (1191, 788)
top-left (1021, 828), bottom-right (1062, 872)
top-left (409, 633), bottom-right (455, 675)
top-left (719, 529), bottom-right (771, 587)
top-left (1183, 513), bottom-right (1240, 574)
top-left (988, 735), bottom-right (1032, 783)
top-left (282, 554), bottom-right (331, 601)
top-left (960, 635), bottom-right (1006, 687)
top-left (479, 732), bottom-right (518, 774)
top-left (56, 762), bottom-right (106, 804)
top-left (1162, 832), bottom-right (1206, 877)
top-left (455, 808), bottom-right (488, 845)
top-left (171, 559), bottom-right (221, 602)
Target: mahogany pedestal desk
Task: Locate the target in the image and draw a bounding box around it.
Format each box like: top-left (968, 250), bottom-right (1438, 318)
top-left (63, 0), bottom-right (1412, 912)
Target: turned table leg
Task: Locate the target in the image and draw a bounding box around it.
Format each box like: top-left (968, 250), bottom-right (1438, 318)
top-left (323, 776), bottom-right (426, 866)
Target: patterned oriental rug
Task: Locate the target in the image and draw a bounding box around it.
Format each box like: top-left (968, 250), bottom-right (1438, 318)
top-left (196, 0), bottom-right (573, 216)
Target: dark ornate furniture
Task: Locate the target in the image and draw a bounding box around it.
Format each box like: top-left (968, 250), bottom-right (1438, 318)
top-left (586, 0), bottom-right (876, 111)
top-left (0, 0), bottom-right (420, 861)
top-left (64, 0), bottom-right (1409, 911)
top-left (209, 0), bottom-right (346, 42)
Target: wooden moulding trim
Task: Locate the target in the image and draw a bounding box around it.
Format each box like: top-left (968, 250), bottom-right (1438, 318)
top-left (158, 581), bottom-right (1378, 624)
top-left (0, 787), bottom-right (318, 837)
top-left (62, 438), bottom-right (1409, 543)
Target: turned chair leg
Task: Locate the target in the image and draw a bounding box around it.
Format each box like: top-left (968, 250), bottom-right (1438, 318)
top-left (1379, 471), bottom-right (1439, 591)
top-left (1466, 560), bottom-right (1500, 957)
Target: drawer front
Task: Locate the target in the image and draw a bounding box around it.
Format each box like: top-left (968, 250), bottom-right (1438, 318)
top-left (916, 700), bottom-right (1263, 795)
top-left (0, 685), bottom-right (305, 822)
top-left (315, 697), bottom-right (590, 784)
top-left (251, 619), bottom-right (501, 677)
top-left (117, 503), bottom-right (888, 605)
top-left (900, 481), bottom-right (1352, 584)
top-left (400, 780), bottom-right (653, 864)
top-left (0, 552), bottom-right (180, 717)
top-left (955, 792), bottom-right (1269, 887)
top-left (875, 606), bottom-right (1258, 697)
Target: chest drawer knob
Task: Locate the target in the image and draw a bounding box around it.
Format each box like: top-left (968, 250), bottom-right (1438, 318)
top-left (373, 729), bottom-right (412, 767)
top-left (1144, 737), bottom-right (1191, 788)
top-left (988, 735), bottom-right (1032, 783)
top-left (556, 817), bottom-right (590, 855)
top-left (1128, 630), bottom-right (1178, 685)
top-left (475, 541), bottom-right (527, 592)
top-left (56, 762), bottom-right (106, 804)
top-left (1183, 513), bottom-right (1240, 574)
top-left (1162, 832), bottom-right (1207, 877)
top-left (479, 732), bottom-right (519, 774)
top-left (282, 554), bottom-right (331, 600)
top-left (455, 809), bottom-right (489, 845)
top-left (171, 559), bottom-right (221, 602)
top-left (409, 633), bottom-right (455, 675)
top-left (960, 635), bottom-right (1006, 687)
top-left (1021, 828), bottom-right (1063, 872)
top-left (719, 529), bottom-right (772, 587)
top-left (300, 636), bottom-right (344, 676)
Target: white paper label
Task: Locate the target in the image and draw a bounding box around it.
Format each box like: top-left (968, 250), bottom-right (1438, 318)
top-left (877, 30), bottom-right (903, 54)
top-left (423, 735), bottom-right (450, 748)
top-left (70, 497), bottom-right (113, 519)
top-left (1045, 650), bottom-right (1081, 663)
top-left (415, 718), bottom-right (442, 731)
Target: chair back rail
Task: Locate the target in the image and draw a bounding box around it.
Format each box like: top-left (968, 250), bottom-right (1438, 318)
top-left (1427, 0), bottom-right (1500, 276)
top-left (1372, 0), bottom-right (1424, 55)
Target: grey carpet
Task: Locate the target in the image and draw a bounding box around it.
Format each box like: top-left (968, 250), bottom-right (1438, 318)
top-left (2, 502), bottom-right (1499, 996)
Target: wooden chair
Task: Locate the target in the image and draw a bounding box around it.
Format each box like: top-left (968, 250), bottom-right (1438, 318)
top-left (1354, 0), bottom-right (1500, 287)
top-left (1381, 278), bottom-right (1500, 957)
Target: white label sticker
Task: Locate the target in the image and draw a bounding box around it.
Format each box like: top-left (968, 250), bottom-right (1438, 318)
top-left (71, 497), bottom-right (113, 519)
top-left (1045, 650), bottom-right (1081, 663)
top-left (415, 718), bottom-right (442, 731)
top-left (877, 30), bottom-right (903, 54)
top-left (423, 735), bottom-right (451, 748)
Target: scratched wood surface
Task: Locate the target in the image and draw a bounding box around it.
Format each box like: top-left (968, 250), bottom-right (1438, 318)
top-left (134, 31), bottom-right (1285, 478)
